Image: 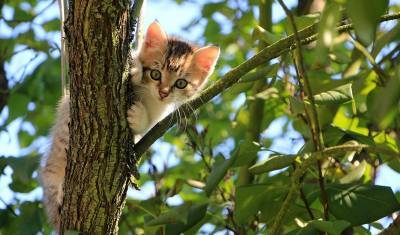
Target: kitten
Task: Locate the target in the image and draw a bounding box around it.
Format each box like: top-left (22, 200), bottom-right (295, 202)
top-left (40, 21), bottom-right (220, 230)
top-left (127, 21), bottom-right (220, 138)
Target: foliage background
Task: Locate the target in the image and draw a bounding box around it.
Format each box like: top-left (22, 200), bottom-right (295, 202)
top-left (0, 0), bottom-right (400, 234)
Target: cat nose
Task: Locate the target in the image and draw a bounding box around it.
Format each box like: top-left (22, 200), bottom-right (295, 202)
top-left (159, 88), bottom-right (169, 99)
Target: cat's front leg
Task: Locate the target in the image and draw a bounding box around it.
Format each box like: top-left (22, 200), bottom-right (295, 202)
top-left (127, 101), bottom-right (149, 134)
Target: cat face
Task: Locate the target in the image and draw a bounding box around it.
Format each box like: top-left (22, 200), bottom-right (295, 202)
top-left (138, 21), bottom-right (220, 104)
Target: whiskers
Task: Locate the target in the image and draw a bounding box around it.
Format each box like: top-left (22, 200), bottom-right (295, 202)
top-left (170, 98), bottom-right (199, 134)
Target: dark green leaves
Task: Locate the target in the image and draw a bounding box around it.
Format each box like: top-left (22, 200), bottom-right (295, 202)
top-left (307, 220), bottom-right (350, 235)
top-left (42, 19), bottom-right (61, 32)
top-left (235, 184), bottom-right (269, 224)
top-left (165, 203), bottom-right (208, 234)
top-left (367, 68), bottom-right (400, 129)
top-left (327, 184), bottom-right (400, 225)
top-left (292, 220), bottom-right (351, 235)
top-left (204, 154), bottom-right (235, 196)
top-left (6, 154), bottom-right (39, 193)
top-left (346, 0), bottom-right (389, 44)
top-left (146, 202), bottom-right (192, 226)
top-left (232, 140), bottom-right (261, 167)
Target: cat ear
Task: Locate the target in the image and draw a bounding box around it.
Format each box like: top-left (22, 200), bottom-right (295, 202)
top-left (192, 46), bottom-right (220, 76)
top-left (144, 21), bottom-right (167, 49)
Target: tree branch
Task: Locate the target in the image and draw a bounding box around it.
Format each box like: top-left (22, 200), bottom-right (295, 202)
top-left (132, 12), bottom-right (400, 159)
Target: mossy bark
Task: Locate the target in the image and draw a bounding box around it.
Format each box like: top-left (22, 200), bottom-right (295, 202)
top-left (61, 0), bottom-right (138, 234)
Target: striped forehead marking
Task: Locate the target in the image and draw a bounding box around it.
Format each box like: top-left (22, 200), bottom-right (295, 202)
top-left (163, 39), bottom-right (193, 73)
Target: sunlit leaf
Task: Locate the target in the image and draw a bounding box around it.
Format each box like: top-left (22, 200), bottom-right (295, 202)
top-left (313, 83), bottom-right (353, 105)
top-left (249, 154), bottom-right (295, 174)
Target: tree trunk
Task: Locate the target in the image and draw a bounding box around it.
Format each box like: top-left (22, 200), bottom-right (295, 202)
top-left (61, 0), bottom-right (139, 233)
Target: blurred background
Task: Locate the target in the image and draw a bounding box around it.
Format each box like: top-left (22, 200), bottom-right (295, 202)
top-left (1, 0), bottom-right (400, 234)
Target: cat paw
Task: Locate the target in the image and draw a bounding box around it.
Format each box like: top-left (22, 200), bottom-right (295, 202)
top-left (127, 102), bottom-right (148, 134)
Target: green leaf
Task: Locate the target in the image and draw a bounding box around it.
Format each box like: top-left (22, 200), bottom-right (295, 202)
top-left (0, 156), bottom-right (8, 175)
top-left (313, 83), bottom-right (353, 105)
top-left (145, 202), bottom-right (192, 226)
top-left (204, 154), bottom-right (235, 197)
top-left (3, 202), bottom-right (42, 235)
top-left (6, 155), bottom-right (39, 193)
top-left (304, 220), bottom-right (351, 235)
top-left (16, 30), bottom-right (50, 52)
top-left (13, 7), bottom-right (34, 22)
top-left (249, 155), bottom-right (295, 174)
top-left (346, 0), bottom-right (389, 45)
top-left (129, 197), bottom-right (162, 217)
top-left (165, 203), bottom-right (208, 234)
top-left (201, 2), bottom-right (225, 17)
top-left (0, 39), bottom-right (16, 59)
top-left (7, 93), bottom-right (30, 121)
top-left (235, 184), bottom-right (269, 224)
top-left (367, 67), bottom-right (400, 129)
top-left (236, 183), bottom-right (289, 224)
top-left (327, 184), bottom-right (400, 225)
top-left (42, 19), bottom-right (60, 32)
top-left (232, 140), bottom-right (261, 167)
top-left (204, 19), bottom-right (221, 43)
top-left (18, 129), bottom-right (35, 148)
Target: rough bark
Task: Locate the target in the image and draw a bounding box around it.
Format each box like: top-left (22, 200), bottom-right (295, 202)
top-left (61, 0), bottom-right (138, 233)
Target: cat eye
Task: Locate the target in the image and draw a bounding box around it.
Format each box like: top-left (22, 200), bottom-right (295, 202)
top-left (175, 79), bottom-right (188, 89)
top-left (150, 69), bottom-right (162, 81)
